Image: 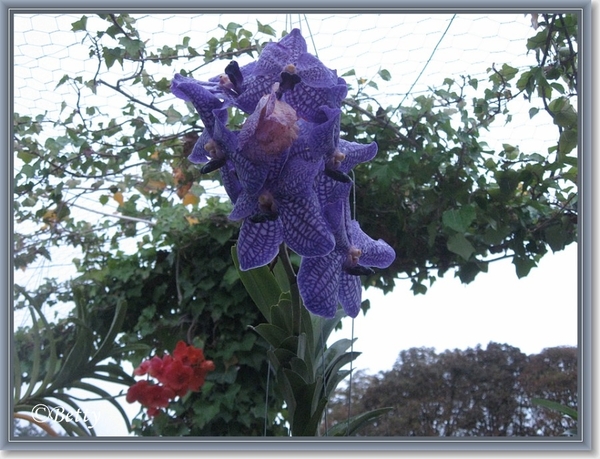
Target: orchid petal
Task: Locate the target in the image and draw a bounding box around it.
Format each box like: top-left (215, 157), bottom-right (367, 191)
top-left (297, 251), bottom-right (343, 318)
top-left (237, 219), bottom-right (283, 271)
top-left (337, 271), bottom-right (363, 318)
top-left (278, 194), bottom-right (335, 257)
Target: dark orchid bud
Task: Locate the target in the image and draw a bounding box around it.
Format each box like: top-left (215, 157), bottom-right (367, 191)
top-left (200, 157), bottom-right (227, 174)
top-left (325, 168), bottom-right (353, 183)
top-left (225, 61), bottom-right (244, 94)
top-left (344, 265), bottom-right (375, 276)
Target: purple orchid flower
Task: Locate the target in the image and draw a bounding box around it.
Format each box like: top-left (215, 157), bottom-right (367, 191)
top-left (234, 153), bottom-right (335, 271)
top-left (297, 200), bottom-right (396, 318)
top-left (209, 29), bottom-right (348, 121)
top-left (171, 28), bottom-right (396, 319)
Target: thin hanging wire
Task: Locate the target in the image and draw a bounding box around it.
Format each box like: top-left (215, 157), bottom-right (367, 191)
top-left (320, 322), bottom-right (328, 436)
top-left (346, 171), bottom-right (357, 435)
top-left (346, 318), bottom-right (355, 436)
top-left (384, 14), bottom-right (456, 131)
top-left (263, 352), bottom-right (272, 436)
top-left (285, 14), bottom-right (319, 58)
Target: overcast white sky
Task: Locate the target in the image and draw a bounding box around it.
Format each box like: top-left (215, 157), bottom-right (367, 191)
top-left (333, 244), bottom-right (578, 374)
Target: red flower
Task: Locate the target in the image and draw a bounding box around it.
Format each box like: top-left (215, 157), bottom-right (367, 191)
top-left (126, 381), bottom-right (174, 409)
top-left (127, 341), bottom-right (215, 417)
top-left (162, 358), bottom-right (194, 393)
top-left (173, 340), bottom-right (205, 366)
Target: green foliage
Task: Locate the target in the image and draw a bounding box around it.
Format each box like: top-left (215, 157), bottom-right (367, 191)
top-left (13, 294), bottom-right (140, 436)
top-left (233, 245), bottom-right (390, 436)
top-left (341, 13), bottom-right (578, 297)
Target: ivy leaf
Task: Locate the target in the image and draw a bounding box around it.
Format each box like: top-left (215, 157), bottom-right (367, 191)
top-left (558, 129), bottom-right (578, 155)
top-left (549, 97), bottom-right (577, 129)
top-left (513, 256), bottom-right (537, 278)
top-left (442, 206), bottom-right (476, 233)
top-left (378, 69), bottom-right (391, 81)
top-left (71, 16), bottom-right (88, 32)
top-left (256, 20), bottom-right (276, 36)
top-left (447, 233), bottom-right (475, 260)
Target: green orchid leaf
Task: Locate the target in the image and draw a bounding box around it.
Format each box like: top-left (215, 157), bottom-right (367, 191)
top-left (252, 323), bottom-right (288, 348)
top-left (91, 298), bottom-right (128, 364)
top-left (324, 352), bottom-right (361, 396)
top-left (312, 309), bottom-right (346, 354)
top-left (22, 308), bottom-right (42, 401)
top-left (272, 347), bottom-right (297, 370)
top-left (70, 380), bottom-right (132, 432)
top-left (279, 335), bottom-right (300, 354)
top-left (324, 369), bottom-right (352, 400)
top-left (282, 368), bottom-right (317, 436)
top-left (301, 396), bottom-right (329, 436)
top-left (289, 356), bottom-right (309, 382)
top-left (327, 407), bottom-right (393, 436)
top-left (531, 398), bottom-right (578, 420)
top-left (270, 301), bottom-right (293, 335)
top-left (13, 350), bottom-right (22, 402)
top-left (232, 246), bottom-right (281, 321)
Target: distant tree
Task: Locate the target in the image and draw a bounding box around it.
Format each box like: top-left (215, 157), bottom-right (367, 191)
top-left (519, 346), bottom-right (578, 435)
top-left (326, 343), bottom-right (577, 437)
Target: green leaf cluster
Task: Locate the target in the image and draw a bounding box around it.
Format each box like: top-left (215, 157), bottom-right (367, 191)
top-left (233, 247), bottom-right (391, 436)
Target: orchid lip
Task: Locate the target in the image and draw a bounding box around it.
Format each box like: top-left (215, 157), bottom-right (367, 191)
top-left (275, 71), bottom-right (302, 100)
top-left (344, 265), bottom-right (375, 276)
top-left (325, 168), bottom-right (353, 183)
top-left (200, 157), bottom-right (227, 174)
top-left (225, 60), bottom-right (244, 94)
top-left (248, 211), bottom-right (279, 223)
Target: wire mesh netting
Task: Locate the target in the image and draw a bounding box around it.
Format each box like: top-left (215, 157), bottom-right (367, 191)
top-left (13, 12), bottom-right (556, 288)
top-left (15, 13), bottom-right (545, 117)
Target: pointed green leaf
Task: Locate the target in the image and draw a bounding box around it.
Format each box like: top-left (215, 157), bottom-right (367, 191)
top-left (252, 324), bottom-right (288, 348)
top-left (70, 380), bottom-right (132, 432)
top-left (327, 407), bottom-right (393, 436)
top-left (22, 308), bottom-right (43, 400)
top-left (442, 206), bottom-right (476, 233)
top-left (232, 246), bottom-right (281, 321)
top-left (92, 299), bottom-right (127, 364)
top-left (532, 398), bottom-right (577, 420)
top-left (447, 233), bottom-right (475, 260)
top-left (378, 69), bottom-right (391, 81)
top-left (71, 16), bottom-right (88, 32)
top-left (513, 255), bottom-right (537, 278)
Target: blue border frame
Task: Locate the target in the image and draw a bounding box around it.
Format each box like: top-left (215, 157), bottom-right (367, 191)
top-left (4, 0), bottom-right (594, 452)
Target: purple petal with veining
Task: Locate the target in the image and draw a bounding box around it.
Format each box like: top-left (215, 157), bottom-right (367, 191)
top-left (278, 194), bottom-right (335, 257)
top-left (237, 219), bottom-right (283, 271)
top-left (297, 251), bottom-right (343, 318)
top-left (296, 53), bottom-right (339, 88)
top-left (220, 161), bottom-right (242, 203)
top-left (188, 130), bottom-right (212, 164)
top-left (349, 220), bottom-right (396, 268)
top-left (171, 74), bottom-right (223, 134)
top-left (338, 140), bottom-right (378, 172)
top-left (283, 81), bottom-right (348, 122)
top-left (337, 271), bottom-right (362, 318)
top-left (229, 190), bottom-right (259, 221)
top-left (278, 29), bottom-right (308, 58)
